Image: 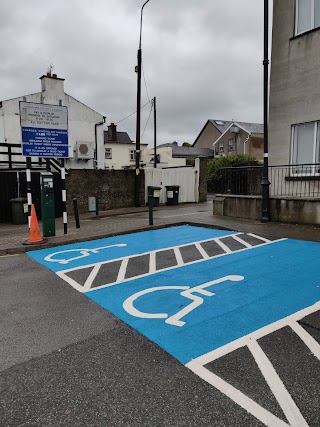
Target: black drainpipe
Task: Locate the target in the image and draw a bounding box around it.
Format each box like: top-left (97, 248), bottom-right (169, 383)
top-left (95, 116), bottom-right (106, 169)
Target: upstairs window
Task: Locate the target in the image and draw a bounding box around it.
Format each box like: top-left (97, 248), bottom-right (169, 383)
top-left (228, 139), bottom-right (234, 151)
top-left (105, 148), bottom-right (112, 159)
top-left (296, 0), bottom-right (320, 35)
top-left (130, 149), bottom-right (136, 161)
top-left (291, 121), bottom-right (320, 174)
top-left (219, 142), bottom-right (224, 153)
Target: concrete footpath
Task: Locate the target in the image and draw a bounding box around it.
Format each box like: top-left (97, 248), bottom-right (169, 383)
top-left (1, 201), bottom-right (320, 255)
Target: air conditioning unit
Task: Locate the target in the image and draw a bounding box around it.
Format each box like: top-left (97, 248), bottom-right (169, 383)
top-left (75, 141), bottom-right (95, 159)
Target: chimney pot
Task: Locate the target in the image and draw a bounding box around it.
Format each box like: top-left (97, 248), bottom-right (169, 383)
top-left (108, 123), bottom-right (117, 143)
top-left (52, 74), bottom-right (57, 78)
top-left (47, 72), bottom-right (51, 77)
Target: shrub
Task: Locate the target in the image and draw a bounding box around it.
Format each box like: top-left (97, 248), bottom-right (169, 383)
top-left (207, 154), bottom-right (260, 193)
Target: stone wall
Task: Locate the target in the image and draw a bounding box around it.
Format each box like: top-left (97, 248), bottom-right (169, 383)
top-left (66, 169), bottom-right (145, 214)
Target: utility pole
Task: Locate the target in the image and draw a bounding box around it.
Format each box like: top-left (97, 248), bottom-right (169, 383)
top-left (135, 0), bottom-right (151, 207)
top-left (153, 96), bottom-right (157, 168)
top-left (261, 0), bottom-right (270, 222)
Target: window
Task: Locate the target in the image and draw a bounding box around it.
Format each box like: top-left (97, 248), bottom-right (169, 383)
top-left (291, 121), bottom-right (320, 174)
top-left (296, 0), bottom-right (320, 35)
top-left (130, 149), bottom-right (136, 161)
top-left (105, 148), bottom-right (112, 159)
top-left (228, 139), bottom-right (234, 151)
top-left (219, 142), bottom-right (224, 153)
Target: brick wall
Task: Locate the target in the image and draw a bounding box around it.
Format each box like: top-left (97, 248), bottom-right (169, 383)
top-left (66, 169), bottom-right (145, 214)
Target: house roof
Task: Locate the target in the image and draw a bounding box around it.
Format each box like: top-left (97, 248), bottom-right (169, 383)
top-left (193, 119), bottom-right (263, 146)
top-left (104, 130), bottom-right (134, 144)
top-left (155, 142), bottom-right (213, 158)
top-left (172, 146), bottom-right (214, 158)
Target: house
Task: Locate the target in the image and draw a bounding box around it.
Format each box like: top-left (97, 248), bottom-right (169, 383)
top-left (0, 73), bottom-right (105, 170)
top-left (147, 141), bottom-right (214, 168)
top-left (193, 119), bottom-right (264, 160)
top-left (104, 122), bottom-right (148, 169)
top-left (269, 0), bottom-right (320, 173)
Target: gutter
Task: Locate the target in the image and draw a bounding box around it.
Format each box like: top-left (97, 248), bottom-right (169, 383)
top-left (95, 116), bottom-right (106, 169)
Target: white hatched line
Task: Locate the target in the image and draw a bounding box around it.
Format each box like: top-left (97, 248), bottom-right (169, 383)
top-left (116, 258), bottom-right (129, 283)
top-left (81, 238), bottom-right (287, 293)
top-left (149, 251), bottom-right (156, 274)
top-left (231, 234), bottom-right (253, 249)
top-left (83, 264), bottom-right (101, 291)
top-left (174, 247), bottom-right (184, 266)
top-left (215, 238), bottom-right (232, 254)
top-left (288, 320), bottom-right (320, 360)
top-left (195, 242), bottom-right (210, 260)
top-left (186, 300), bottom-right (320, 367)
top-left (59, 233), bottom-right (244, 275)
top-left (248, 233), bottom-right (271, 243)
top-left (248, 340), bottom-right (309, 427)
top-left (187, 364), bottom-right (289, 427)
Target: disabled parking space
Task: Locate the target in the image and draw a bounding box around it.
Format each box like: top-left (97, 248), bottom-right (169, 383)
top-left (29, 224), bottom-right (320, 427)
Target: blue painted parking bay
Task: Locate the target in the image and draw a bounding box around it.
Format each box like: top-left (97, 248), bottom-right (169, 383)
top-left (29, 225), bottom-right (320, 365)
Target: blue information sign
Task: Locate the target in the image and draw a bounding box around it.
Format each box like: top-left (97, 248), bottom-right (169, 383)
top-left (20, 102), bottom-right (69, 158)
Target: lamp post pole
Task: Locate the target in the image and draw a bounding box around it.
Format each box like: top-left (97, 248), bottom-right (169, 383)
top-left (261, 0), bottom-right (270, 222)
top-left (135, 0), bottom-right (151, 207)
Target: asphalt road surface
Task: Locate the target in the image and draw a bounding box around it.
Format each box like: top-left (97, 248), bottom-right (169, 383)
top-left (1, 224), bottom-right (320, 427)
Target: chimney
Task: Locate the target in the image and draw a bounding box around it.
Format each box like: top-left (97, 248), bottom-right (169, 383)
top-left (108, 123), bottom-right (117, 142)
top-left (40, 74), bottom-right (65, 101)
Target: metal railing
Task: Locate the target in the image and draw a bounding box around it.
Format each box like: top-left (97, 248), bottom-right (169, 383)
top-left (215, 164), bottom-right (320, 198)
top-left (269, 164), bottom-right (320, 198)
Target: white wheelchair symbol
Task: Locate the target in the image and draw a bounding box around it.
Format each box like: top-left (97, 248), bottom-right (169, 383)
top-left (123, 275), bottom-right (244, 327)
top-left (44, 243), bottom-right (127, 264)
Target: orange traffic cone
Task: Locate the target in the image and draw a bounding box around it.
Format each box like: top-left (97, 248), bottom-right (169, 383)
top-left (23, 204), bottom-right (48, 245)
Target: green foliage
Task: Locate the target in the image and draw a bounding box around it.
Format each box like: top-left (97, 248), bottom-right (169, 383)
top-left (182, 142), bottom-right (192, 147)
top-left (207, 154), bottom-right (261, 192)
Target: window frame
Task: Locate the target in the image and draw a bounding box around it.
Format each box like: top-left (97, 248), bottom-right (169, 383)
top-left (228, 139), bottom-right (234, 152)
top-left (130, 149), bottom-right (136, 161)
top-left (105, 148), bottom-right (112, 159)
top-left (218, 142), bottom-right (224, 153)
top-left (295, 0), bottom-right (320, 35)
top-left (290, 120), bottom-right (320, 176)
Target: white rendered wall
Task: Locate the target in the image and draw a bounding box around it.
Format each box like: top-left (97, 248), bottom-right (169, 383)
top-left (104, 143), bottom-right (148, 169)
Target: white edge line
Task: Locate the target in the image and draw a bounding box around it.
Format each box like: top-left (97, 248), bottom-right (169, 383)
top-left (248, 340), bottom-right (308, 427)
top-left (84, 238), bottom-right (287, 293)
top-left (56, 270), bottom-right (86, 292)
top-left (288, 320), bottom-right (320, 360)
top-left (186, 364), bottom-right (290, 427)
top-left (186, 300), bottom-right (320, 367)
top-left (215, 238), bottom-right (232, 253)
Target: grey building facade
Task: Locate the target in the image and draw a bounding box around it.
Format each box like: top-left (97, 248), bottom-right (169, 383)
top-left (269, 0), bottom-right (320, 172)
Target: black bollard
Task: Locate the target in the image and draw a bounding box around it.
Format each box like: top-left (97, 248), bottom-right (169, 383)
top-left (73, 198), bottom-right (80, 228)
top-left (148, 194), bottom-right (154, 226)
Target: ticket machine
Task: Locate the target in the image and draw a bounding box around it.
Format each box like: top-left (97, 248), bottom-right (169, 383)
top-left (40, 172), bottom-right (55, 237)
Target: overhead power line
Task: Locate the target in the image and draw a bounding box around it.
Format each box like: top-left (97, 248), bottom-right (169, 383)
top-left (115, 99), bottom-right (151, 125)
top-left (142, 61), bottom-right (150, 102)
top-left (141, 101), bottom-right (153, 140)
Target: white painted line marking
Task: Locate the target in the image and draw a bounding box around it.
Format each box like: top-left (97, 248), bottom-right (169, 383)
top-left (247, 233), bottom-right (271, 243)
top-left (174, 247), bottom-right (184, 266)
top-left (289, 320), bottom-right (320, 360)
top-left (83, 263), bottom-right (101, 291)
top-left (187, 364), bottom-right (289, 427)
top-left (195, 242), bottom-right (210, 260)
top-left (81, 238), bottom-right (286, 293)
top-left (116, 258), bottom-right (129, 283)
top-left (248, 340), bottom-right (308, 427)
top-left (232, 234), bottom-right (253, 249)
top-left (149, 251), bottom-right (156, 274)
top-left (215, 238), bottom-right (232, 254)
top-left (186, 301), bottom-right (320, 367)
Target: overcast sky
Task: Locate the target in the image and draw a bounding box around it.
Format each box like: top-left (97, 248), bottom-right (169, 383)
top-left (0, 0), bottom-right (272, 146)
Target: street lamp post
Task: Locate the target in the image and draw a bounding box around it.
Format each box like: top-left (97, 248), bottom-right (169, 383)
top-left (135, 0), bottom-right (151, 207)
top-left (261, 0), bottom-right (270, 222)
